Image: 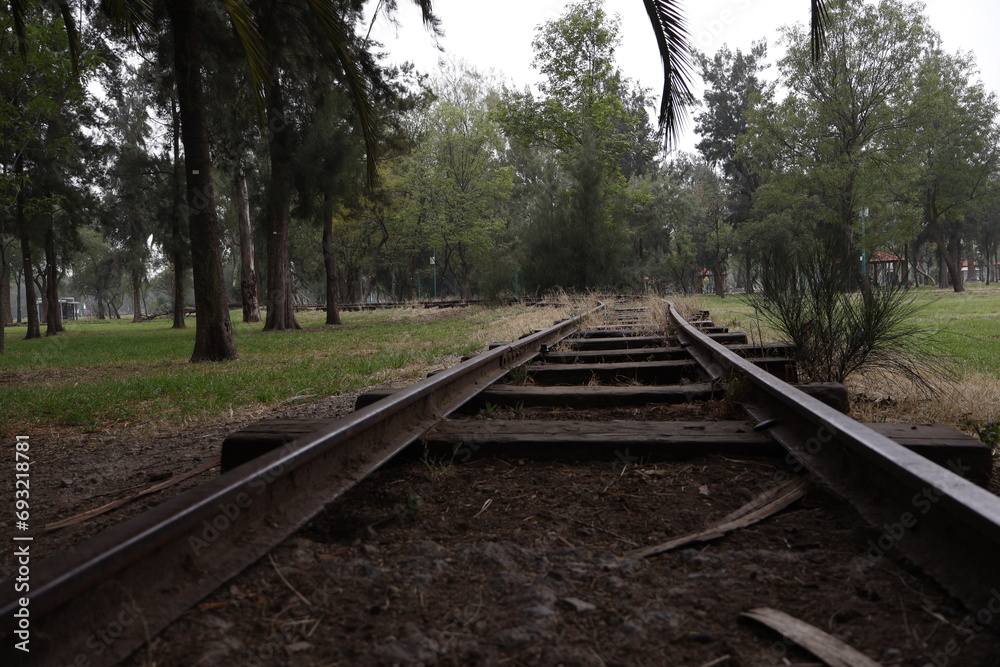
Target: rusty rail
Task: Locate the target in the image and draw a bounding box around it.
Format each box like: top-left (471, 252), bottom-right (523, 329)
top-left (0, 302), bottom-right (603, 666)
top-left (667, 301), bottom-right (1000, 625)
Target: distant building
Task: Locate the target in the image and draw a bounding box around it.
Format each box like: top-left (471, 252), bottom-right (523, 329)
top-left (961, 260), bottom-right (1000, 282)
top-left (36, 299), bottom-right (81, 323)
top-left (867, 252), bottom-right (904, 285)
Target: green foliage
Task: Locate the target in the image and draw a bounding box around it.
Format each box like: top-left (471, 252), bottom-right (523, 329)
top-left (748, 239), bottom-right (943, 387)
top-left (0, 306), bottom-right (544, 433)
top-left (741, 0), bottom-right (933, 260)
top-left (694, 41), bottom-right (767, 192)
top-left (959, 416), bottom-right (1000, 456)
top-left (497, 0), bottom-right (658, 293)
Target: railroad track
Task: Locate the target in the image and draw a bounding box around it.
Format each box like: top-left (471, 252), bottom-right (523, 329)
top-left (3, 300), bottom-right (999, 665)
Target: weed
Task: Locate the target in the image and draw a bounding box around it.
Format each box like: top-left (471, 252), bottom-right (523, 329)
top-left (747, 238), bottom-right (946, 390)
top-left (961, 416), bottom-right (1000, 458)
top-left (420, 446), bottom-right (458, 477)
top-left (508, 401), bottom-right (526, 420)
top-left (506, 364), bottom-right (531, 386)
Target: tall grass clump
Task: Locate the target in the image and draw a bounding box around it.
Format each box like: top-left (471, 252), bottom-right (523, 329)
top-left (747, 239), bottom-right (946, 389)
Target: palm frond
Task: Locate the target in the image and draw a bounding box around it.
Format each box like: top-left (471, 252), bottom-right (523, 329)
top-left (10, 0), bottom-right (27, 59)
top-left (54, 0), bottom-right (82, 75)
top-left (219, 0), bottom-right (268, 115)
top-left (413, 0), bottom-right (440, 33)
top-left (99, 0), bottom-right (154, 44)
top-left (641, 0), bottom-right (694, 148)
top-left (304, 0), bottom-right (380, 186)
top-left (9, 0), bottom-right (82, 76)
top-left (811, 0), bottom-right (830, 62)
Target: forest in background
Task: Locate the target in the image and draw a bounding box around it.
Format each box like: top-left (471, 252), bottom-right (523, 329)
top-left (2, 0), bottom-right (998, 353)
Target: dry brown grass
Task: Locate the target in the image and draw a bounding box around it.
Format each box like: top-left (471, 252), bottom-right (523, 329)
top-left (849, 369), bottom-right (1000, 430)
top-left (465, 302), bottom-right (579, 347)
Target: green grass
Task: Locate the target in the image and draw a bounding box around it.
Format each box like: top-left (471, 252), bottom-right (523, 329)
top-left (674, 284), bottom-right (1000, 377)
top-left (0, 306), bottom-right (550, 434)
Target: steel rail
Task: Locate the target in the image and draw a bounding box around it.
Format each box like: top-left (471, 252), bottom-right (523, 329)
top-left (0, 302), bottom-right (604, 667)
top-left (667, 301), bottom-right (1000, 626)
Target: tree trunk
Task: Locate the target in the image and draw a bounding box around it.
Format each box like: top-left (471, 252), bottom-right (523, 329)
top-left (950, 232), bottom-right (965, 291)
top-left (36, 274), bottom-right (47, 324)
top-left (0, 211), bottom-right (5, 353)
top-left (930, 224), bottom-right (964, 292)
top-left (170, 95), bottom-right (187, 330)
top-left (321, 194), bottom-right (341, 325)
top-left (15, 270), bottom-right (22, 324)
top-left (1, 252), bottom-right (9, 325)
top-left (262, 79), bottom-right (300, 331)
top-left (96, 295), bottom-right (106, 320)
top-left (169, 0), bottom-right (238, 360)
top-left (44, 217), bottom-right (62, 334)
top-left (131, 266), bottom-right (143, 322)
top-left (235, 162), bottom-right (260, 323)
top-left (711, 219), bottom-right (725, 298)
top-left (15, 154), bottom-right (40, 340)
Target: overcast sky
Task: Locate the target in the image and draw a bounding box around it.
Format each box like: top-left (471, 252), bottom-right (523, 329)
top-left (365, 0), bottom-right (1000, 154)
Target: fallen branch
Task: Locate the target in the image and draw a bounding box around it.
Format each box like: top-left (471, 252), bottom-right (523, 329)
top-left (43, 457), bottom-right (221, 531)
top-left (628, 476), bottom-right (809, 559)
top-left (740, 607), bottom-right (882, 667)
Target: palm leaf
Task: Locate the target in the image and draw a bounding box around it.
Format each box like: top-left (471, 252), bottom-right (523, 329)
top-left (306, 0), bottom-right (438, 187)
top-left (10, 0), bottom-right (28, 59)
top-left (99, 0), bottom-right (154, 44)
top-left (302, 0), bottom-right (381, 186)
top-left (9, 0), bottom-right (82, 76)
top-left (54, 0), bottom-right (82, 75)
top-left (413, 0), bottom-right (439, 31)
top-left (811, 0), bottom-right (830, 62)
top-left (219, 0), bottom-right (268, 115)
top-left (641, 0), bottom-right (694, 147)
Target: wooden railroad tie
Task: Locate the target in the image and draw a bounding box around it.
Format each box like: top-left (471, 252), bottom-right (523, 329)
top-left (221, 416), bottom-right (991, 486)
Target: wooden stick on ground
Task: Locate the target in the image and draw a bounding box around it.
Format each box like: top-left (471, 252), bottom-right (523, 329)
top-left (628, 476), bottom-right (809, 559)
top-left (43, 457), bottom-right (222, 531)
top-left (741, 607), bottom-right (883, 667)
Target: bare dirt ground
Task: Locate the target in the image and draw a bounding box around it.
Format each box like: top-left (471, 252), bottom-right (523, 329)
top-left (5, 309), bottom-right (1000, 665)
top-left (120, 447), bottom-right (1000, 667)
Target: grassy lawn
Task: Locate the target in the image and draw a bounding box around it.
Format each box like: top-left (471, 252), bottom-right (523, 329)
top-left (673, 286), bottom-right (1000, 430)
top-left (676, 285), bottom-right (1000, 377)
top-left (0, 305), bottom-right (571, 436)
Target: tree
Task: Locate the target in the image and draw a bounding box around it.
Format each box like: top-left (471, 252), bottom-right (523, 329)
top-left (1, 7), bottom-right (94, 341)
top-left (6, 0), bottom-right (438, 358)
top-left (695, 41), bottom-right (768, 290)
top-left (498, 0), bottom-right (656, 292)
top-left (909, 48), bottom-right (1000, 292)
top-left (103, 63), bottom-right (164, 322)
top-left (742, 0), bottom-right (931, 296)
top-left (393, 64), bottom-right (513, 298)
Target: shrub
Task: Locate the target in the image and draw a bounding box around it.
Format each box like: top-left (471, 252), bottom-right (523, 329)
top-left (747, 239), bottom-right (945, 389)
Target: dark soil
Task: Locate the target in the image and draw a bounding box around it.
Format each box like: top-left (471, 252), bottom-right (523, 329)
top-left (5, 336), bottom-right (1000, 666)
top-left (121, 451), bottom-right (1000, 667)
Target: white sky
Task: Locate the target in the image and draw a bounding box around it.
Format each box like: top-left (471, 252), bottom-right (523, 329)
top-left (365, 0), bottom-right (1000, 154)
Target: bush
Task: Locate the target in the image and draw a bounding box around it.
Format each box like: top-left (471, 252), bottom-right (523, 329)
top-left (748, 240), bottom-right (944, 389)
